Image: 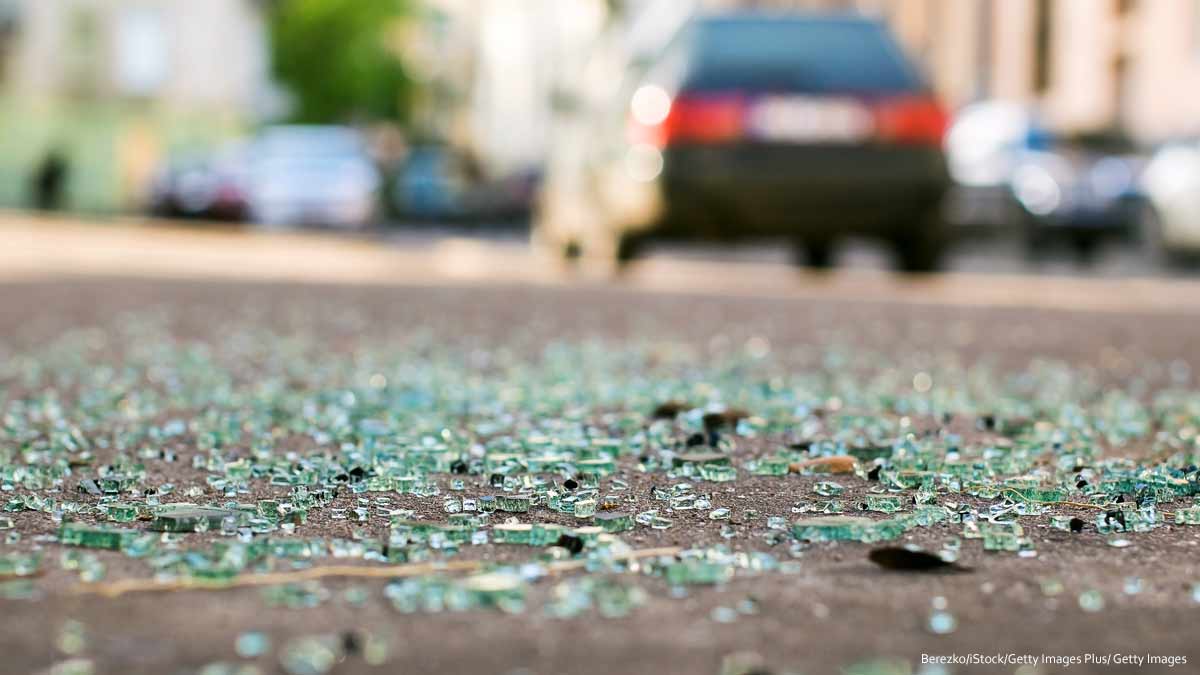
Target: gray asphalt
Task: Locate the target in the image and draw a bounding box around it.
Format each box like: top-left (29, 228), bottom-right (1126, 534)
top-left (0, 275), bottom-right (1198, 675)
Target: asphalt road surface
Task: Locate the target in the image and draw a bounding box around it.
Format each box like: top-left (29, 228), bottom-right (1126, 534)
top-left (4, 214), bottom-right (1200, 675)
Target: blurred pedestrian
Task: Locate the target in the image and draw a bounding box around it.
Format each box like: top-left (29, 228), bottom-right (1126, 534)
top-left (30, 148), bottom-right (69, 211)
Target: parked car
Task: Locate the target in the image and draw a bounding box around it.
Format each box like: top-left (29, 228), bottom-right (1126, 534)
top-left (1009, 135), bottom-right (1144, 261)
top-left (392, 145), bottom-right (539, 224)
top-left (393, 146), bottom-right (471, 222)
top-left (1141, 139), bottom-right (1200, 263)
top-left (536, 12), bottom-right (952, 271)
top-left (149, 143), bottom-right (250, 221)
top-left (246, 126), bottom-right (381, 229)
top-left (942, 101), bottom-right (1050, 232)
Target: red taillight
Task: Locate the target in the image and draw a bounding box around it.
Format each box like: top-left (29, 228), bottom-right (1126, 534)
top-left (628, 93), bottom-right (747, 148)
top-left (872, 95), bottom-right (948, 146)
top-left (665, 95), bottom-right (747, 145)
top-left (628, 90), bottom-right (947, 147)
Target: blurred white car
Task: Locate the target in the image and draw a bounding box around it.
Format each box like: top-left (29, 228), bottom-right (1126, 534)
top-left (247, 126), bottom-right (380, 229)
top-left (1141, 140), bottom-right (1200, 260)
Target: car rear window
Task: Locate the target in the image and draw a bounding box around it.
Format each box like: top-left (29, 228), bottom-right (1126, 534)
top-left (684, 16), bottom-right (923, 94)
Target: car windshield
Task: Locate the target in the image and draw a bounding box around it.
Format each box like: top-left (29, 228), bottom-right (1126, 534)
top-left (684, 16), bottom-right (923, 94)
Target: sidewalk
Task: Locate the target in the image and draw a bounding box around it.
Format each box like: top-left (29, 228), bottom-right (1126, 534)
top-left (5, 210), bottom-right (1200, 315)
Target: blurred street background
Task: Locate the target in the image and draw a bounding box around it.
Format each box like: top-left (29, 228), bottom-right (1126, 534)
top-left (5, 0), bottom-right (1200, 277)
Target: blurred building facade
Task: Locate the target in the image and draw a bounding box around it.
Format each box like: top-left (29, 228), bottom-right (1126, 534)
top-left (0, 0), bottom-right (269, 212)
top-left (411, 0), bottom-right (620, 173)
top-left (6, 0), bottom-right (268, 112)
top-left (415, 0), bottom-right (687, 174)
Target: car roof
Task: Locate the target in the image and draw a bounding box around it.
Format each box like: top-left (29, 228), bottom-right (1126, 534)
top-left (255, 126), bottom-right (366, 156)
top-left (674, 11), bottom-right (920, 94)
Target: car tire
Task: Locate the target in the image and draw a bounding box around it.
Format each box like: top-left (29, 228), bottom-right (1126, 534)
top-left (1069, 233), bottom-right (1100, 266)
top-left (1141, 204), bottom-right (1200, 270)
top-left (615, 233), bottom-right (644, 268)
top-left (1138, 203), bottom-right (1181, 268)
top-left (796, 239), bottom-right (835, 269)
top-left (1022, 222), bottom-right (1049, 263)
top-left (893, 213), bottom-right (947, 273)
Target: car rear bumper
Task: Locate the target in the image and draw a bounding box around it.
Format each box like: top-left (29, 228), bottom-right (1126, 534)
top-left (1019, 196), bottom-right (1142, 237)
top-left (647, 143), bottom-right (949, 239)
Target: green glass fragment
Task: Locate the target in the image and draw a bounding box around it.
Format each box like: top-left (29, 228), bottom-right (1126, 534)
top-left (148, 505), bottom-right (243, 533)
top-left (862, 494), bottom-right (905, 514)
top-left (792, 516), bottom-right (874, 542)
top-left (492, 523), bottom-right (533, 545)
top-left (0, 552), bottom-right (41, 577)
top-left (105, 503), bottom-right (139, 523)
top-left (495, 495), bottom-right (531, 513)
top-left (58, 522), bottom-right (134, 550)
top-left (595, 512), bottom-right (633, 533)
top-left (663, 559), bottom-right (734, 585)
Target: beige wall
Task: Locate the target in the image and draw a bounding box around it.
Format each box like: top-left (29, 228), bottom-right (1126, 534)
top-left (1042, 0), bottom-right (1119, 131)
top-left (930, 0), bottom-right (985, 105)
top-left (1126, 0), bottom-right (1200, 140)
top-left (989, 0), bottom-right (1035, 101)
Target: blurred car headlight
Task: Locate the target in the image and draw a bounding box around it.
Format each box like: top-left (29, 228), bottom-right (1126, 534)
top-left (944, 101), bottom-right (1039, 187)
top-left (624, 144), bottom-right (663, 183)
top-left (630, 84), bottom-right (672, 127)
top-left (1144, 146), bottom-right (1200, 198)
top-left (1012, 164), bottom-right (1062, 215)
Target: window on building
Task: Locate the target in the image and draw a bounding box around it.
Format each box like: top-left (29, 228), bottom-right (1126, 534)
top-left (114, 8), bottom-right (169, 97)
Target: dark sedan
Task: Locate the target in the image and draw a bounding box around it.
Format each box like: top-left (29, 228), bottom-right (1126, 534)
top-left (536, 12), bottom-right (952, 271)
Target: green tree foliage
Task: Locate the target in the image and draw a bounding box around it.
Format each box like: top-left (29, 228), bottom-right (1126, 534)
top-left (267, 0), bottom-right (412, 123)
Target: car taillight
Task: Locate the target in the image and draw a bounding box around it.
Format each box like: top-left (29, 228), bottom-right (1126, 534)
top-left (872, 95), bottom-right (948, 146)
top-left (629, 87), bottom-right (946, 147)
top-left (663, 95), bottom-right (747, 145)
top-left (628, 87), bottom-right (747, 148)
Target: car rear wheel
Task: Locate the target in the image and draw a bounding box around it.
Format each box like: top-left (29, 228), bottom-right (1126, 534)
top-left (1069, 233), bottom-right (1100, 266)
top-left (615, 233), bottom-right (645, 267)
top-left (892, 213), bottom-right (947, 273)
top-left (1139, 203), bottom-right (1200, 270)
top-left (795, 238), bottom-right (836, 269)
